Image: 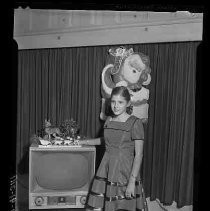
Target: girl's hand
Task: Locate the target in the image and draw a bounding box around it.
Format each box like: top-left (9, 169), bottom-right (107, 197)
top-left (125, 180), bottom-right (135, 198)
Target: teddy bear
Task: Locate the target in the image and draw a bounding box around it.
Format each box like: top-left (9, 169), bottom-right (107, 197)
top-left (100, 46), bottom-right (151, 123)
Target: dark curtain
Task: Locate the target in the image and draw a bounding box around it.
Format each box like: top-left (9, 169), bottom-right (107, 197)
top-left (138, 42), bottom-right (200, 208)
top-left (16, 41), bottom-right (200, 208)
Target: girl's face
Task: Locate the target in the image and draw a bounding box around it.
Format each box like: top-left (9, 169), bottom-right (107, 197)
top-left (111, 94), bottom-right (130, 116)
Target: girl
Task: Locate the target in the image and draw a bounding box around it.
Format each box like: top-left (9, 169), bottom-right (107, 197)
top-left (79, 86), bottom-right (148, 211)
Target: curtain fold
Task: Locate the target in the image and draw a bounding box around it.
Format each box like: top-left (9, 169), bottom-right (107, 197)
top-left (16, 41), bottom-right (200, 208)
top-left (141, 42), bottom-right (199, 208)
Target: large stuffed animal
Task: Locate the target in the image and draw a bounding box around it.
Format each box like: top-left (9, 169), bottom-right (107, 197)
top-left (100, 46), bottom-right (151, 123)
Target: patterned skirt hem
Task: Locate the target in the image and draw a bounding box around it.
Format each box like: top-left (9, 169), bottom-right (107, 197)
top-left (86, 175), bottom-right (148, 211)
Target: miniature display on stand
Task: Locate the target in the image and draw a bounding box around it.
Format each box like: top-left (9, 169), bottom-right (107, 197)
top-left (30, 119), bottom-right (85, 147)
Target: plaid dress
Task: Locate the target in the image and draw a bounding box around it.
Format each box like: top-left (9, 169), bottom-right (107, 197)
top-left (86, 115), bottom-right (148, 211)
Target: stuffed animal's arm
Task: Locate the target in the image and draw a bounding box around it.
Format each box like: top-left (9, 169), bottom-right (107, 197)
top-left (100, 98), bottom-right (107, 120)
top-left (131, 99), bottom-right (148, 106)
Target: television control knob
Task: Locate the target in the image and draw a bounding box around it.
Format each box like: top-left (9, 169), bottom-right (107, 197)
top-left (35, 196), bottom-right (44, 206)
top-left (80, 196), bottom-right (86, 205)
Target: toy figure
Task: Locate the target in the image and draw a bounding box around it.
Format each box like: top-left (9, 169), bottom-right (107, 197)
top-left (44, 119), bottom-right (61, 140)
top-left (100, 46), bottom-right (151, 123)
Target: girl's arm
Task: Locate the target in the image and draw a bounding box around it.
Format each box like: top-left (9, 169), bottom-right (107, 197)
top-left (78, 137), bottom-right (102, 146)
top-left (125, 139), bottom-right (144, 198)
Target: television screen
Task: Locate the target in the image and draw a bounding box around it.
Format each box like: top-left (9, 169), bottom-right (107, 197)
top-left (29, 145), bottom-right (95, 209)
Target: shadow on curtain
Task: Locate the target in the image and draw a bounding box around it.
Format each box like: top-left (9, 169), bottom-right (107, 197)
top-left (16, 41), bottom-right (200, 208)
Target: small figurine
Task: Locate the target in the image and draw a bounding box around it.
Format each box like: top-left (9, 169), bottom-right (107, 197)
top-left (44, 119), bottom-right (61, 140)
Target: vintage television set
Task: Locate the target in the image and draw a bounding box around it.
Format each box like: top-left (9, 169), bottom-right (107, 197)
top-left (29, 145), bottom-right (96, 209)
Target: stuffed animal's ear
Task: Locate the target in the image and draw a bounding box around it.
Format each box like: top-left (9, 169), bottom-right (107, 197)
top-left (142, 74), bottom-right (151, 86)
top-left (45, 119), bottom-right (51, 127)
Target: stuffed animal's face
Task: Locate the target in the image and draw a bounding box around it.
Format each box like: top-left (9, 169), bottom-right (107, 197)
top-left (121, 54), bottom-right (145, 84)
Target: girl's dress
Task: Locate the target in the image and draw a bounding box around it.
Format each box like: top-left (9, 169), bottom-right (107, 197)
top-left (86, 115), bottom-right (148, 211)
